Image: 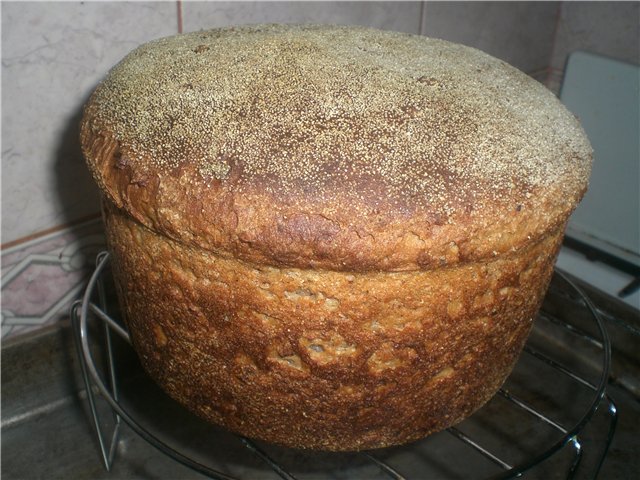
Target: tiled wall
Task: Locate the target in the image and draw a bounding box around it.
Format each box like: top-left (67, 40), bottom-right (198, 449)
top-left (547, 1), bottom-right (640, 93)
top-left (1, 1), bottom-right (635, 340)
top-left (0, 1), bottom-right (561, 248)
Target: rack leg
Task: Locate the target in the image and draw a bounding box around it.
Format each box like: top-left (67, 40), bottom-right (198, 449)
top-left (594, 395), bottom-right (618, 478)
top-left (71, 299), bottom-right (122, 471)
top-left (565, 436), bottom-right (583, 479)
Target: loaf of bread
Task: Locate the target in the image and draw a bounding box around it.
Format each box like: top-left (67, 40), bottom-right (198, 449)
top-left (81, 24), bottom-right (592, 451)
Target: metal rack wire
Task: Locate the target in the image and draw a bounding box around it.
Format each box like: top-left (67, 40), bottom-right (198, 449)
top-left (71, 252), bottom-right (618, 479)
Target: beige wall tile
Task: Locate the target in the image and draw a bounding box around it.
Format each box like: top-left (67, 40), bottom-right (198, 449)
top-left (421, 1), bottom-right (559, 74)
top-left (1, 1), bottom-right (177, 244)
top-left (181, 1), bottom-right (423, 35)
top-left (551, 2), bottom-right (640, 70)
top-left (5, 1), bottom-right (595, 245)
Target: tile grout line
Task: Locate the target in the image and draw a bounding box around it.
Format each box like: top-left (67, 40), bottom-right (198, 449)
top-left (1, 213), bottom-right (103, 253)
top-left (546, 1), bottom-right (564, 89)
top-left (418, 0), bottom-right (428, 36)
top-left (1, 396), bottom-right (76, 430)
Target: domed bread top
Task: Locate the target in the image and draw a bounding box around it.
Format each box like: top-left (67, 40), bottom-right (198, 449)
top-left (81, 24), bottom-right (592, 271)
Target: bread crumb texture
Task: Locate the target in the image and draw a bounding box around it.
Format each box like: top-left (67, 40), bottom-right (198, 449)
top-left (82, 24), bottom-right (592, 271)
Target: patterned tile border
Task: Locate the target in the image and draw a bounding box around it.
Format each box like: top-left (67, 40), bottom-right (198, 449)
top-left (1, 217), bottom-right (107, 340)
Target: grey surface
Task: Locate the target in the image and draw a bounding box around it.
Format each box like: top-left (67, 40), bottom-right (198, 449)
top-left (2, 273), bottom-right (639, 480)
top-left (420, 1), bottom-right (559, 73)
top-left (561, 51), bottom-right (640, 266)
top-left (550, 2), bottom-right (640, 71)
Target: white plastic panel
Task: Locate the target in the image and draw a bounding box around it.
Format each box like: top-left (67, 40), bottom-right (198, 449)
top-left (560, 51), bottom-right (640, 266)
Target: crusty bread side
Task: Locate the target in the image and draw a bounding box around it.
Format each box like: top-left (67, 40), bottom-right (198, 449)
top-left (104, 200), bottom-right (563, 450)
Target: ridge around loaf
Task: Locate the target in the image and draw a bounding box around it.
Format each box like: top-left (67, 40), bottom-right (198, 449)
top-left (81, 24), bottom-right (592, 271)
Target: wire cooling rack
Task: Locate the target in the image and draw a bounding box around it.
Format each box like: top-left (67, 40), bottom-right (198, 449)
top-left (71, 252), bottom-right (617, 479)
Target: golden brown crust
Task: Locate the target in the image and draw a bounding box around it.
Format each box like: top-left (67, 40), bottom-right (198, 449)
top-left (104, 201), bottom-right (563, 450)
top-left (85, 24), bottom-right (592, 451)
top-left (81, 24), bottom-right (592, 271)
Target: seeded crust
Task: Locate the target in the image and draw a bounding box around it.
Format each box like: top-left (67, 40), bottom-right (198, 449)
top-left (83, 24), bottom-right (592, 451)
top-left (104, 201), bottom-right (563, 451)
top-left (81, 24), bottom-right (592, 271)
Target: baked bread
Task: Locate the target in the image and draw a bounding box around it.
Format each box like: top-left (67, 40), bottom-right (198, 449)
top-left (81, 24), bottom-right (592, 451)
